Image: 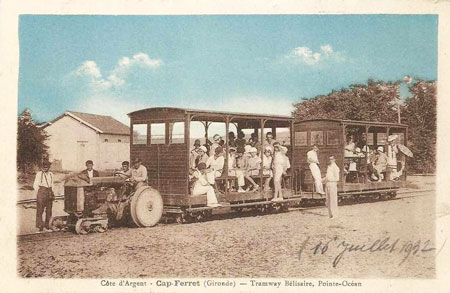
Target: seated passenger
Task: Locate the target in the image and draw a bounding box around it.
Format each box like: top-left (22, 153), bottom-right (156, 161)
top-left (245, 147), bottom-right (262, 191)
top-left (235, 149), bottom-right (248, 193)
top-left (372, 146), bottom-right (388, 182)
top-left (228, 131), bottom-right (236, 147)
top-left (248, 133), bottom-right (262, 154)
top-left (235, 131), bottom-right (247, 154)
top-left (206, 146), bottom-right (225, 185)
top-left (354, 147), bottom-right (365, 158)
top-left (210, 134), bottom-right (222, 156)
top-left (262, 146), bottom-right (273, 191)
top-left (263, 132), bottom-right (276, 153)
top-left (190, 145), bottom-right (209, 172)
top-left (228, 148), bottom-right (246, 192)
top-left (344, 136), bottom-right (356, 157)
top-left (192, 163), bottom-right (221, 207)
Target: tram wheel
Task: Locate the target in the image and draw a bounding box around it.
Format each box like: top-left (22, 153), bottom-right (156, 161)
top-left (130, 186), bottom-right (163, 227)
top-left (75, 219), bottom-right (89, 235)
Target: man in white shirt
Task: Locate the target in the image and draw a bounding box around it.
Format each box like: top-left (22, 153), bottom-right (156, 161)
top-left (33, 161), bottom-right (54, 231)
top-left (206, 146), bottom-right (225, 185)
top-left (323, 155), bottom-right (340, 218)
top-left (210, 134), bottom-right (222, 157)
top-left (131, 158), bottom-right (148, 190)
top-left (307, 145), bottom-right (325, 195)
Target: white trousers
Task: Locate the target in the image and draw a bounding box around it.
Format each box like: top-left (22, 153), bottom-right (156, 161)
top-left (309, 163), bottom-right (324, 194)
top-left (207, 170), bottom-right (222, 185)
top-left (326, 182), bottom-right (338, 218)
top-left (192, 184), bottom-right (218, 206)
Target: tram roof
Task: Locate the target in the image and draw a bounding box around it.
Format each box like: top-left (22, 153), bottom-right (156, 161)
top-left (295, 118), bottom-right (408, 128)
top-left (128, 107), bottom-right (293, 122)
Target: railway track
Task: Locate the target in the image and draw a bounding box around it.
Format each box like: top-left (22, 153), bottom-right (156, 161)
top-left (17, 188), bottom-right (435, 243)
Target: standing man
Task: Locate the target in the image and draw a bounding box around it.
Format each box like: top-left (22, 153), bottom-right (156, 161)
top-left (130, 157), bottom-right (148, 190)
top-left (33, 161), bottom-right (54, 231)
top-left (80, 160), bottom-right (99, 183)
top-left (386, 135), bottom-right (399, 180)
top-left (323, 156), bottom-right (340, 218)
top-left (307, 145), bottom-right (325, 195)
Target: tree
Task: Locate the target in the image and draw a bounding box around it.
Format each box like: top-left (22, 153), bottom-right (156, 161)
top-left (17, 109), bottom-right (49, 173)
top-left (402, 80), bottom-right (436, 173)
top-left (292, 79), bottom-right (400, 122)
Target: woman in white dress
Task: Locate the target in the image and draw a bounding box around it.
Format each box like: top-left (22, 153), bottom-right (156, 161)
top-left (192, 163), bottom-right (221, 207)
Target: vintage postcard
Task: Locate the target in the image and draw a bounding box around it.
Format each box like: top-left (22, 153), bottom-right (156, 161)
top-left (1, 0), bottom-right (450, 292)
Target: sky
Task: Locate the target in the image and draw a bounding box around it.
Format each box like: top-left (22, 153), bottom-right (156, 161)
top-left (18, 15), bottom-right (438, 124)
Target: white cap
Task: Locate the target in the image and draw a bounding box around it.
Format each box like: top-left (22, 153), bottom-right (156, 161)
top-left (377, 146), bottom-right (384, 152)
top-left (199, 146), bottom-right (207, 152)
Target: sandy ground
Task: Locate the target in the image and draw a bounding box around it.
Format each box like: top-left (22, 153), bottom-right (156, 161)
top-left (17, 177), bottom-right (436, 278)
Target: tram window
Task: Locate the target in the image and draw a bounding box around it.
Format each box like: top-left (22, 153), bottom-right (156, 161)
top-left (169, 122), bottom-right (185, 144)
top-left (367, 133), bottom-right (374, 145)
top-left (326, 130), bottom-right (340, 145)
top-left (311, 131), bottom-right (324, 146)
top-left (151, 123), bottom-right (166, 144)
top-left (277, 128), bottom-right (291, 145)
top-left (295, 131), bottom-right (307, 146)
top-left (132, 124), bottom-right (147, 145)
top-left (377, 133), bottom-right (387, 145)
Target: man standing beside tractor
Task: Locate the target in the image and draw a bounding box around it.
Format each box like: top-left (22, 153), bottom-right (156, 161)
top-left (33, 161), bottom-right (55, 231)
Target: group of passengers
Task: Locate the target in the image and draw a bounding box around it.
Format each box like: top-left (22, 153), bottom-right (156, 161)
top-left (343, 134), bottom-right (404, 182)
top-left (189, 131), bottom-right (290, 204)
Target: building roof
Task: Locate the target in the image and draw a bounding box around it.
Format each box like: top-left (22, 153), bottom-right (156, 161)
top-left (46, 111), bottom-right (130, 135)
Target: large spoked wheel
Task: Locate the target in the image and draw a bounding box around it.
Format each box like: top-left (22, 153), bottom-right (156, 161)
top-left (130, 186), bottom-right (163, 227)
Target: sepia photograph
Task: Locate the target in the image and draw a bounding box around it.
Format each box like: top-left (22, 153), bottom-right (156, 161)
top-left (1, 0), bottom-right (450, 292)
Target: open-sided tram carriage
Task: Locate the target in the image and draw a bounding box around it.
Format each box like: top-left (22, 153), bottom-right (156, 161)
top-left (52, 108), bottom-right (409, 233)
top-left (293, 119), bottom-right (408, 202)
top-left (128, 107), bottom-right (300, 223)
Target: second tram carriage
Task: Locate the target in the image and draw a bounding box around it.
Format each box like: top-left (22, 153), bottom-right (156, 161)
top-left (128, 107), bottom-right (408, 222)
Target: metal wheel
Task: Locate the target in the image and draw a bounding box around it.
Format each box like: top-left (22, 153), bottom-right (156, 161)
top-left (75, 219), bottom-right (89, 235)
top-left (130, 186), bottom-right (163, 227)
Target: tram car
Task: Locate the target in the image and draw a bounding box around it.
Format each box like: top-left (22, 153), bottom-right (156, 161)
top-left (293, 119), bottom-right (408, 201)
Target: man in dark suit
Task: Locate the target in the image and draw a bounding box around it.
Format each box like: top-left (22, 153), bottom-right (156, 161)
top-left (79, 160), bottom-right (99, 183)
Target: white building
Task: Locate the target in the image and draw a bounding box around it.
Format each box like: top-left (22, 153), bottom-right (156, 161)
top-left (43, 111), bottom-right (130, 171)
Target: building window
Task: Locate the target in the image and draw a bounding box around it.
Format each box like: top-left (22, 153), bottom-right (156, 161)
top-left (133, 123), bottom-right (148, 145)
top-left (104, 139), bottom-right (109, 142)
top-left (326, 130), bottom-right (339, 145)
top-left (151, 123), bottom-right (166, 144)
top-left (118, 139), bottom-right (121, 142)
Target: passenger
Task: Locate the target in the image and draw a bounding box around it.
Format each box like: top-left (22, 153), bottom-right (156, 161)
top-left (262, 147), bottom-right (274, 191)
top-left (206, 146), bottom-right (225, 185)
top-left (227, 148), bottom-right (245, 192)
top-left (191, 139), bottom-right (201, 152)
top-left (355, 147), bottom-right (365, 158)
top-left (373, 146), bottom-right (388, 182)
top-left (263, 132), bottom-right (276, 153)
top-left (245, 147), bottom-right (261, 191)
top-left (248, 132), bottom-right (262, 154)
top-left (115, 161), bottom-right (131, 179)
top-left (344, 136), bottom-right (356, 157)
top-left (191, 145), bottom-right (209, 171)
top-left (272, 142), bottom-right (289, 201)
top-left (322, 155), bottom-right (340, 218)
top-left (210, 134), bottom-right (222, 156)
top-left (387, 135), bottom-right (399, 180)
top-left (203, 139), bottom-right (212, 156)
top-left (228, 132), bottom-right (236, 147)
top-left (33, 161), bottom-right (54, 231)
top-left (79, 160), bottom-right (99, 183)
top-left (192, 163), bottom-right (221, 207)
top-left (130, 158), bottom-right (148, 190)
top-left (235, 131), bottom-right (247, 154)
top-left (307, 145), bottom-right (325, 195)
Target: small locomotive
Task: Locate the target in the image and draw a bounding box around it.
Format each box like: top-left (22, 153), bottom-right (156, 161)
top-left (50, 176), bottom-right (163, 234)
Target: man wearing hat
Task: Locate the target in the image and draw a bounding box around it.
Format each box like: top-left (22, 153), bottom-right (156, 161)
top-left (33, 161), bottom-right (55, 231)
top-left (131, 157), bottom-right (148, 190)
top-left (307, 145), bottom-right (325, 195)
top-left (79, 160), bottom-right (99, 183)
top-left (245, 147), bottom-right (262, 191)
top-left (387, 135), bottom-right (399, 180)
top-left (322, 156), bottom-right (340, 218)
top-left (373, 146), bottom-right (388, 182)
top-left (210, 134), bottom-right (222, 157)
